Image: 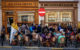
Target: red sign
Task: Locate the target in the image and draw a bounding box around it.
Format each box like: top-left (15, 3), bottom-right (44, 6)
top-left (38, 8), bottom-right (45, 16)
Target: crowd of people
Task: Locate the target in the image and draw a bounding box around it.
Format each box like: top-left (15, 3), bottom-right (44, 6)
top-left (1, 23), bottom-right (80, 47)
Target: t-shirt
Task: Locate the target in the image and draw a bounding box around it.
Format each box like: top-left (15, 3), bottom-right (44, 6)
top-left (32, 26), bottom-right (36, 30)
top-left (29, 26), bottom-right (33, 32)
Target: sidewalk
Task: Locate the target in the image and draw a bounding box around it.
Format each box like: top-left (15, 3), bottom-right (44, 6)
top-left (0, 38), bottom-right (79, 50)
top-left (0, 46), bottom-right (79, 50)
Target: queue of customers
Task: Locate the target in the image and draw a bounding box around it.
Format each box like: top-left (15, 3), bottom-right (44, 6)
top-left (2, 23), bottom-right (80, 47)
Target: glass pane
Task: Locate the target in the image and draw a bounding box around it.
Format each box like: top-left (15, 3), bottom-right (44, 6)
top-left (61, 12), bottom-right (72, 22)
top-left (46, 12), bottom-right (58, 22)
top-left (18, 16), bottom-right (21, 22)
top-left (45, 11), bottom-right (72, 23)
top-left (22, 16), bottom-right (28, 22)
top-left (18, 13), bottom-right (34, 22)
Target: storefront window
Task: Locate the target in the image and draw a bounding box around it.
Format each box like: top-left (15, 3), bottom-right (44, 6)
top-left (21, 15), bottom-right (28, 22)
top-left (48, 12), bottom-right (57, 22)
top-left (18, 13), bottom-right (34, 22)
top-left (61, 12), bottom-right (72, 22)
top-left (45, 11), bottom-right (72, 23)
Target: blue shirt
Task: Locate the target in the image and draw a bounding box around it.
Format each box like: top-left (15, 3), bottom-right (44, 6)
top-left (29, 26), bottom-right (33, 32)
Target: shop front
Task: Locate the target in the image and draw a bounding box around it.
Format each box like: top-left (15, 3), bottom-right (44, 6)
top-left (2, 0), bottom-right (39, 33)
top-left (39, 1), bottom-right (78, 27)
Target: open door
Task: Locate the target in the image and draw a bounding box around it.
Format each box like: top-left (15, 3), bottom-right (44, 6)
top-left (7, 17), bottom-right (13, 25)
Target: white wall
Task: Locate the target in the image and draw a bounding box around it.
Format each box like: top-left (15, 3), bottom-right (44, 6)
top-left (39, 0), bottom-right (77, 1)
top-left (39, 16), bottom-right (44, 24)
top-left (0, 6), bottom-right (2, 33)
top-left (78, 1), bottom-right (80, 22)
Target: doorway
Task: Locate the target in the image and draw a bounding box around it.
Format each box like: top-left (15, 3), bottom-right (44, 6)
top-left (7, 17), bottom-right (13, 25)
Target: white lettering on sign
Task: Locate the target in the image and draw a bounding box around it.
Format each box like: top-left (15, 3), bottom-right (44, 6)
top-left (39, 11), bottom-right (46, 13)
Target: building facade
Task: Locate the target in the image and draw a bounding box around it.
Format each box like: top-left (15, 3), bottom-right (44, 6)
top-left (2, 0), bottom-right (39, 33)
top-left (39, 1), bottom-right (78, 26)
top-left (1, 0), bottom-right (80, 33)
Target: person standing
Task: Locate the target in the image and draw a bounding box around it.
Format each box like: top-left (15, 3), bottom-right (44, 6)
top-left (29, 24), bottom-right (33, 33)
top-left (21, 24), bottom-right (26, 34)
top-left (1, 26), bottom-right (5, 46)
top-left (10, 22), bottom-right (18, 44)
top-left (7, 22), bottom-right (11, 35)
top-left (7, 22), bottom-right (11, 40)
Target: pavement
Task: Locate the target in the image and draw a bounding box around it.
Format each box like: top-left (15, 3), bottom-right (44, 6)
top-left (0, 46), bottom-right (79, 50)
top-left (0, 41), bottom-right (80, 50)
top-left (0, 38), bottom-right (80, 50)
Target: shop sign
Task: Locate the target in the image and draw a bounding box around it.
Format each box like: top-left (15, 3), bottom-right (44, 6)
top-left (5, 2), bottom-right (35, 7)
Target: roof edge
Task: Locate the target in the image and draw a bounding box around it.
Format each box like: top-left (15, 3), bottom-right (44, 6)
top-left (39, 1), bottom-right (78, 3)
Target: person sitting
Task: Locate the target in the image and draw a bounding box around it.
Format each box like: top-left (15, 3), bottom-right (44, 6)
top-left (11, 32), bottom-right (18, 46)
top-left (58, 33), bottom-right (65, 47)
top-left (51, 36), bottom-right (56, 47)
top-left (31, 31), bottom-right (39, 46)
top-left (40, 33), bottom-right (46, 46)
top-left (43, 33), bottom-right (52, 47)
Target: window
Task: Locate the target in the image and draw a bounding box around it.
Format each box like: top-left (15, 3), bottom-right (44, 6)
top-left (18, 13), bottom-right (34, 22)
top-left (61, 12), bottom-right (72, 22)
top-left (5, 11), bottom-right (14, 15)
top-left (45, 11), bottom-right (72, 23)
top-left (47, 12), bottom-right (58, 22)
top-left (21, 15), bottom-right (28, 22)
